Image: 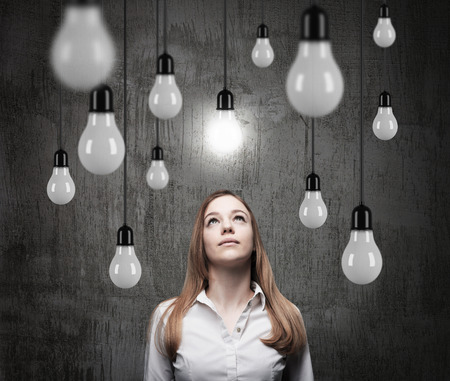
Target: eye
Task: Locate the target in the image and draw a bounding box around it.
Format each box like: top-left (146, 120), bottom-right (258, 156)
top-left (207, 217), bottom-right (219, 226)
top-left (234, 215), bottom-right (246, 222)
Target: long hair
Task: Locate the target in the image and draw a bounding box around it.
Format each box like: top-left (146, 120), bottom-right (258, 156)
top-left (148, 190), bottom-right (307, 361)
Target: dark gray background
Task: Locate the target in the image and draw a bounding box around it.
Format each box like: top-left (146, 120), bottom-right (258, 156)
top-left (1, 0), bottom-right (449, 380)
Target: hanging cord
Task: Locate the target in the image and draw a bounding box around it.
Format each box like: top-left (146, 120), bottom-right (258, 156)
top-left (58, 0), bottom-right (63, 150)
top-left (163, 0), bottom-right (167, 53)
top-left (360, 0), bottom-right (364, 205)
top-left (223, 0), bottom-right (227, 89)
top-left (123, 0), bottom-right (128, 224)
top-left (261, 0), bottom-right (264, 23)
top-left (156, 0), bottom-right (160, 146)
top-left (311, 118), bottom-right (315, 173)
top-left (383, 48), bottom-right (387, 91)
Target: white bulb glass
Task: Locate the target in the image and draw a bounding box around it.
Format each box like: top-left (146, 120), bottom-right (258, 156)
top-left (299, 191), bottom-right (328, 229)
top-left (146, 160), bottom-right (169, 190)
top-left (252, 38), bottom-right (274, 68)
top-left (286, 41), bottom-right (344, 117)
top-left (47, 167), bottom-right (76, 205)
top-left (109, 245), bottom-right (142, 289)
top-left (51, 5), bottom-right (115, 91)
top-left (372, 106), bottom-right (398, 140)
top-left (207, 110), bottom-right (243, 154)
top-left (78, 112), bottom-right (125, 175)
top-left (373, 18), bottom-right (396, 48)
top-left (149, 75), bottom-right (183, 120)
top-left (341, 230), bottom-right (383, 285)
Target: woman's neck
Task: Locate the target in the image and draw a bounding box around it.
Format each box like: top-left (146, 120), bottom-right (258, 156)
top-left (205, 264), bottom-right (255, 313)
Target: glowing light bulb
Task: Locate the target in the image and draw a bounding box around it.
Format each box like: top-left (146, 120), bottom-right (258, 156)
top-left (47, 150), bottom-right (76, 205)
top-left (146, 147), bottom-right (169, 190)
top-left (252, 24), bottom-right (274, 68)
top-left (109, 225), bottom-right (142, 289)
top-left (50, 1), bottom-right (115, 91)
top-left (286, 5), bottom-right (344, 117)
top-left (149, 53), bottom-right (182, 120)
top-left (207, 89), bottom-right (242, 154)
top-left (299, 173), bottom-right (327, 229)
top-left (372, 91), bottom-right (398, 140)
top-left (78, 85), bottom-right (125, 175)
top-left (341, 205), bottom-right (382, 285)
top-left (373, 4), bottom-right (396, 48)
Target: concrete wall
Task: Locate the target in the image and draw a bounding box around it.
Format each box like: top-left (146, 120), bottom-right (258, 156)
top-left (1, 0), bottom-right (449, 379)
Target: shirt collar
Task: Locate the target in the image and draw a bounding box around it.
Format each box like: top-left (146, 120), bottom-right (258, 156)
top-left (196, 280), bottom-right (266, 311)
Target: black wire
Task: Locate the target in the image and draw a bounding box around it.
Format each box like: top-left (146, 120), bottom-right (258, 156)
top-left (156, 0), bottom-right (160, 146)
top-left (383, 48), bottom-right (387, 91)
top-left (360, 0), bottom-right (364, 205)
top-left (311, 118), bottom-right (315, 173)
top-left (163, 0), bottom-right (167, 53)
top-left (261, 0), bottom-right (264, 23)
top-left (59, 0), bottom-right (62, 150)
top-left (123, 0), bottom-right (128, 225)
top-left (223, 0), bottom-right (227, 89)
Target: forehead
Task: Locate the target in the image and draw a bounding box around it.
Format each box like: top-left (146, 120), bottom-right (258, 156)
top-left (204, 195), bottom-right (249, 216)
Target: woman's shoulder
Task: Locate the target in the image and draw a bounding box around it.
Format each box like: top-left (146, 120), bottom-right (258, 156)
top-left (152, 297), bottom-right (178, 322)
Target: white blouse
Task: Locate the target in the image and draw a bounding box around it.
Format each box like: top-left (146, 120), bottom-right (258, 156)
top-left (144, 281), bottom-right (314, 381)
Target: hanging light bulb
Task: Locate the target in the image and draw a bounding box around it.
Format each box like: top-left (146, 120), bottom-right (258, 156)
top-left (208, 89), bottom-right (242, 154)
top-left (373, 4), bottom-right (396, 48)
top-left (47, 150), bottom-right (76, 205)
top-left (299, 173), bottom-right (327, 229)
top-left (372, 91), bottom-right (398, 140)
top-left (252, 24), bottom-right (274, 68)
top-left (146, 146), bottom-right (169, 190)
top-left (109, 225), bottom-right (142, 289)
top-left (341, 205), bottom-right (382, 285)
top-left (50, 0), bottom-right (115, 91)
top-left (148, 53), bottom-right (183, 119)
top-left (78, 84), bottom-right (125, 175)
top-left (286, 5), bottom-right (344, 117)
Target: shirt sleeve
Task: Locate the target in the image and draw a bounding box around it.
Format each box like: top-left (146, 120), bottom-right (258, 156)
top-left (282, 340), bottom-right (314, 381)
top-left (143, 304), bottom-right (175, 381)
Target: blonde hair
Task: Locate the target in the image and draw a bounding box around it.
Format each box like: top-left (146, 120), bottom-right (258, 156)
top-left (148, 190), bottom-right (307, 361)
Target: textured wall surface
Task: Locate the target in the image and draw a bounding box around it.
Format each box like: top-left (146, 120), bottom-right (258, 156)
top-left (1, 0), bottom-right (449, 380)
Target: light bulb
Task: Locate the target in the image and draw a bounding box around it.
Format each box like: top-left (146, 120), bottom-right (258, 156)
top-left (252, 24), bottom-right (274, 68)
top-left (373, 4), bottom-right (396, 48)
top-left (146, 147), bottom-right (169, 190)
top-left (299, 173), bottom-right (327, 228)
top-left (109, 225), bottom-right (142, 289)
top-left (372, 91), bottom-right (398, 140)
top-left (78, 85), bottom-right (125, 175)
top-left (50, 2), bottom-right (115, 91)
top-left (341, 205), bottom-right (383, 285)
top-left (208, 89), bottom-right (242, 154)
top-left (149, 53), bottom-right (182, 120)
top-left (286, 5), bottom-right (344, 117)
top-left (47, 150), bottom-right (76, 205)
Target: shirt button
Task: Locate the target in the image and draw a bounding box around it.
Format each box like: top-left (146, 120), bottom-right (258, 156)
top-left (237, 328), bottom-right (241, 333)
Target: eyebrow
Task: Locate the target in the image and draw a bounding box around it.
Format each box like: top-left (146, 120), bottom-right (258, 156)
top-left (204, 209), bottom-right (249, 221)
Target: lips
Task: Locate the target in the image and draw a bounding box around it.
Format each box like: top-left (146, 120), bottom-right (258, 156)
top-left (219, 238), bottom-right (239, 246)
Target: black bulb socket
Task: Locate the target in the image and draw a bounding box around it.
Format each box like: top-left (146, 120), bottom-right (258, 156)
top-left (66, 0), bottom-right (101, 6)
top-left (152, 146), bottom-right (164, 160)
top-left (54, 149), bottom-right (69, 167)
top-left (379, 91), bottom-right (392, 107)
top-left (216, 89), bottom-right (234, 110)
top-left (117, 225), bottom-right (134, 246)
top-left (157, 53), bottom-right (175, 74)
top-left (379, 4), bottom-right (390, 18)
top-left (351, 204), bottom-right (373, 230)
top-left (306, 173), bottom-right (321, 191)
top-left (300, 5), bottom-right (329, 41)
top-left (257, 24), bottom-right (269, 38)
top-left (90, 84), bottom-right (114, 112)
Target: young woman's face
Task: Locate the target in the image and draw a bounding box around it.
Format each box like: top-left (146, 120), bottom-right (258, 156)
top-left (203, 195), bottom-right (254, 269)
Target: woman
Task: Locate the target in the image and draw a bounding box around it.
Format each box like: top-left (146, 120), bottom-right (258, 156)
top-left (144, 190), bottom-right (314, 380)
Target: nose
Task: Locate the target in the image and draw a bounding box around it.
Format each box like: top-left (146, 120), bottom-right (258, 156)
top-left (222, 223), bottom-right (234, 234)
